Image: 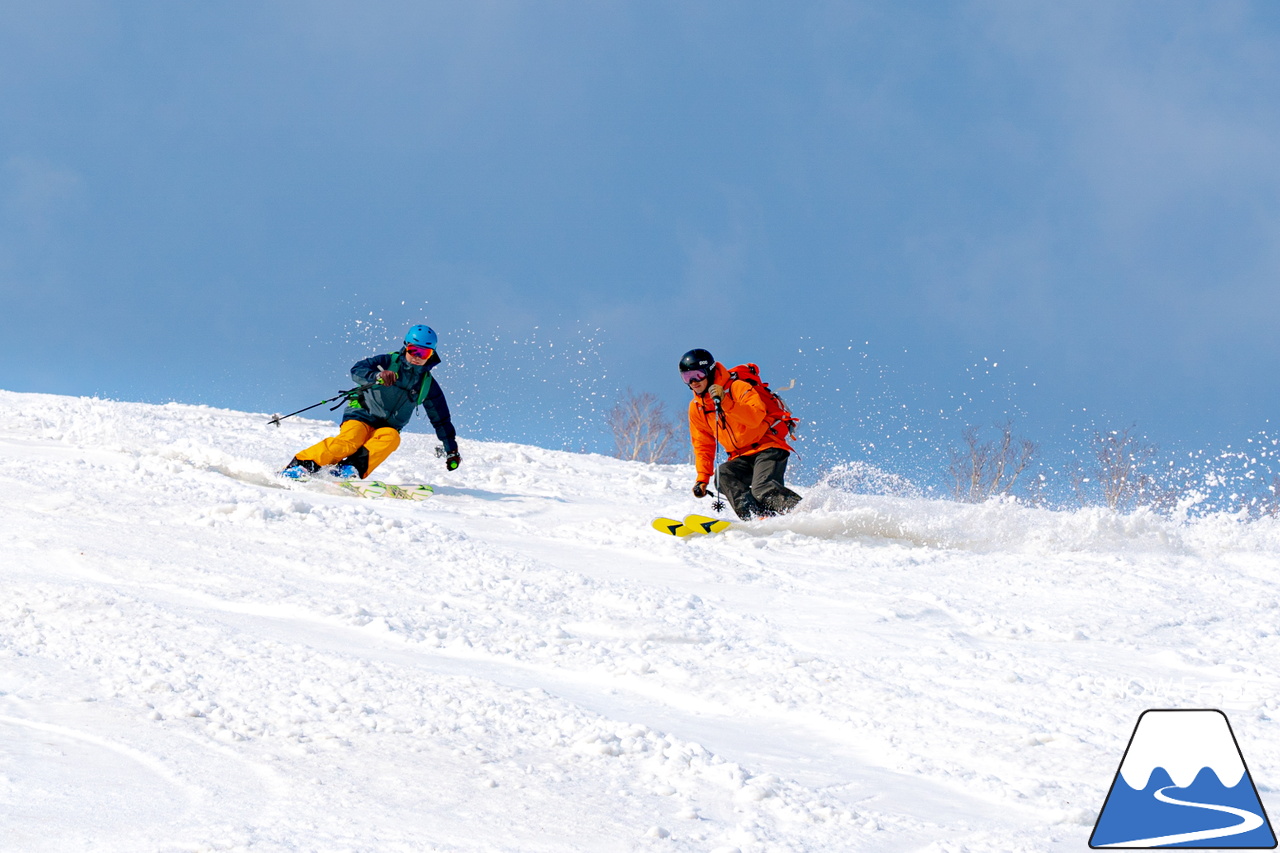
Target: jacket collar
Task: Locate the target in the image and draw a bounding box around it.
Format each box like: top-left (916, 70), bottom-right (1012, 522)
top-left (694, 362), bottom-right (728, 399)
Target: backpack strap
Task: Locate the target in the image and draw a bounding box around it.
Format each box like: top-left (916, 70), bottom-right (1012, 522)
top-left (726, 368), bottom-right (795, 438)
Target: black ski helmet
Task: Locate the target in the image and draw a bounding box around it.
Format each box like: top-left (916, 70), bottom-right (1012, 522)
top-left (679, 349), bottom-right (715, 381)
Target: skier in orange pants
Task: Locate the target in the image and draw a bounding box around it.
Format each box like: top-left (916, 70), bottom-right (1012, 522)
top-left (283, 324), bottom-right (461, 479)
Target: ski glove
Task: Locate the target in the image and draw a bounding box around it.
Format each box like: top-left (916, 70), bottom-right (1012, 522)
top-left (692, 481), bottom-right (709, 498)
top-left (376, 369), bottom-right (398, 385)
top-left (445, 450), bottom-right (462, 471)
top-left (708, 384), bottom-right (725, 402)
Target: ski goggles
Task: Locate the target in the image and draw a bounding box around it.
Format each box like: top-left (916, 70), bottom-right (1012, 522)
top-left (681, 369), bottom-right (708, 385)
top-left (405, 345), bottom-right (435, 360)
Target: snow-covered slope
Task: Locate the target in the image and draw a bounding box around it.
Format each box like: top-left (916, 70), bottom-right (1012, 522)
top-left (3, 390), bottom-right (1279, 852)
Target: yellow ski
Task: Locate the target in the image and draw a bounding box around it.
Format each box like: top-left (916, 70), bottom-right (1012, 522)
top-left (652, 516), bottom-right (696, 536)
top-left (683, 514), bottom-right (733, 535)
top-left (652, 514), bottom-right (733, 536)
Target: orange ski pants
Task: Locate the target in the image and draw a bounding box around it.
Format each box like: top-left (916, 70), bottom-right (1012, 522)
top-left (295, 420), bottom-right (401, 476)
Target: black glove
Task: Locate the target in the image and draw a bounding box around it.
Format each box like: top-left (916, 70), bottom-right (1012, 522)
top-left (446, 449), bottom-right (461, 471)
top-left (692, 481), bottom-right (709, 498)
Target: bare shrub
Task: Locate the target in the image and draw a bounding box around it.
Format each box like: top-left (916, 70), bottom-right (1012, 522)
top-left (1232, 474), bottom-right (1280, 518)
top-left (607, 389), bottom-right (679, 463)
top-left (1259, 475), bottom-right (1280, 518)
top-left (948, 421), bottom-right (1037, 503)
top-left (1073, 425), bottom-right (1176, 511)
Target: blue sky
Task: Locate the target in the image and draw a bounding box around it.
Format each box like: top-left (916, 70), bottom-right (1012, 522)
top-left (5, 2), bottom-right (1280, 486)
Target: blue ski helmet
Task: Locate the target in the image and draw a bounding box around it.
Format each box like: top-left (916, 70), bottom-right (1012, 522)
top-left (405, 324), bottom-right (438, 349)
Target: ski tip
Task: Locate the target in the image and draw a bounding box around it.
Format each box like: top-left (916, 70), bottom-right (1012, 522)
top-left (653, 515), bottom-right (733, 536)
top-left (400, 484), bottom-right (434, 500)
top-left (651, 517), bottom-right (692, 536)
top-left (683, 514), bottom-right (733, 534)
top-left (335, 481), bottom-right (434, 500)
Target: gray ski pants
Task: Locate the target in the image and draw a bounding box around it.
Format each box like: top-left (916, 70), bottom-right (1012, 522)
top-left (717, 447), bottom-right (802, 520)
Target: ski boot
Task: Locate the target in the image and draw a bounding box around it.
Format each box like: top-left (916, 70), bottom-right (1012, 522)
top-left (280, 457), bottom-right (320, 479)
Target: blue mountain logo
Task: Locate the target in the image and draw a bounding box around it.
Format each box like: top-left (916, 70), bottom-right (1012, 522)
top-left (1091, 709), bottom-right (1276, 848)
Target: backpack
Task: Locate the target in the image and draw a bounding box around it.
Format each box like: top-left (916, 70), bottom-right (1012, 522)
top-left (725, 363), bottom-right (799, 438)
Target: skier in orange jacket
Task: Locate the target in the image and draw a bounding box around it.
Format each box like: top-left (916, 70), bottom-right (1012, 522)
top-left (680, 348), bottom-right (801, 520)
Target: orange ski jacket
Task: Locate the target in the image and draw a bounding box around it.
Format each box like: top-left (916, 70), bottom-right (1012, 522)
top-left (688, 362), bottom-right (794, 483)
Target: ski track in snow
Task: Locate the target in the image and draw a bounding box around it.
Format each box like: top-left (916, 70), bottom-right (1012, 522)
top-left (2, 390), bottom-right (1280, 852)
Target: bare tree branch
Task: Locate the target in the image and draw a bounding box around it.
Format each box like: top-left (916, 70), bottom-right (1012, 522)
top-left (607, 389), bottom-right (679, 464)
top-left (948, 420), bottom-right (1038, 503)
top-left (1082, 424), bottom-right (1175, 511)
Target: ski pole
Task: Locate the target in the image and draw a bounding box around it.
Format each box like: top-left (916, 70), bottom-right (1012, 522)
top-left (266, 382), bottom-right (377, 427)
top-left (711, 446), bottom-right (728, 514)
top-left (711, 396), bottom-right (728, 514)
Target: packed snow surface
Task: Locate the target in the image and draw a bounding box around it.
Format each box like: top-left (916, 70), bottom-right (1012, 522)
top-left (3, 390), bottom-right (1280, 852)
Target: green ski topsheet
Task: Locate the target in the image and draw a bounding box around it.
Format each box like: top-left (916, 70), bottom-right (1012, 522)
top-left (338, 481), bottom-right (434, 500)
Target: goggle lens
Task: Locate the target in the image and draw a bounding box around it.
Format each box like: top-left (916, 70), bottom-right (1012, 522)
top-left (681, 369), bottom-right (707, 385)
top-left (406, 345), bottom-right (434, 359)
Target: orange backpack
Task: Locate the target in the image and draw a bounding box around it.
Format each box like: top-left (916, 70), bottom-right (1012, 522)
top-left (725, 363), bottom-right (799, 438)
